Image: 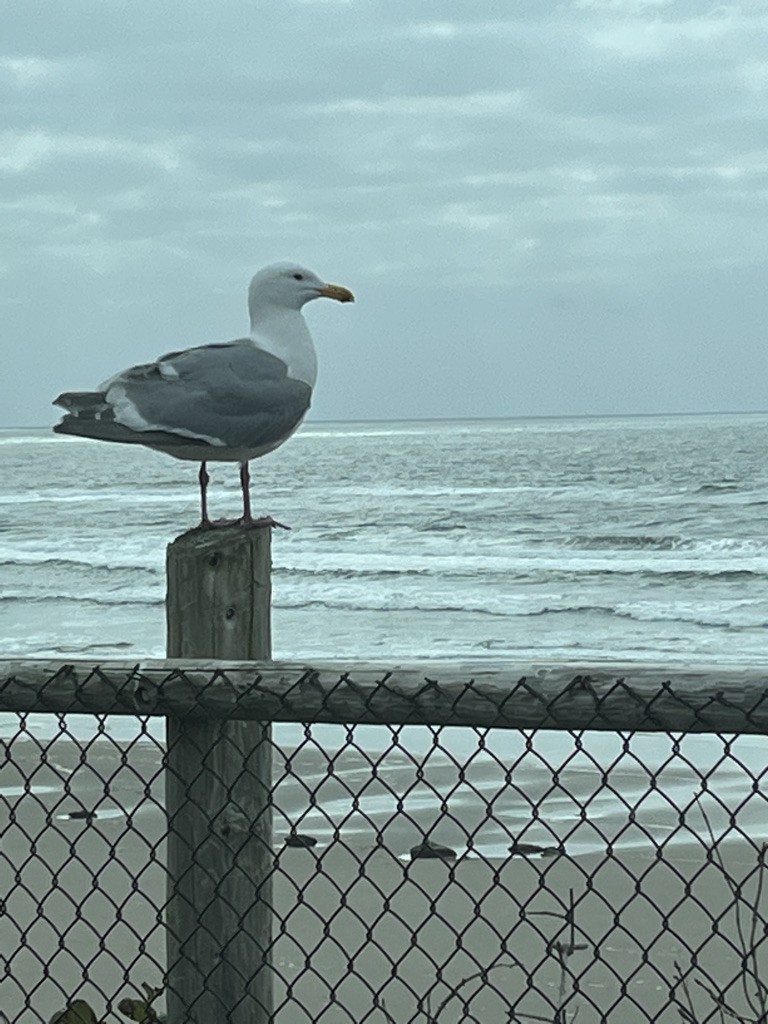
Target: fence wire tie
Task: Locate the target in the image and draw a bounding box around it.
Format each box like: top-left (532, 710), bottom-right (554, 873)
top-left (278, 667), bottom-right (317, 707)
top-left (213, 668), bottom-right (256, 718)
top-left (565, 675), bottom-right (595, 694)
top-left (491, 683), bottom-right (517, 727)
top-left (685, 689), bottom-right (734, 730)
top-left (744, 685), bottom-right (768, 723)
top-left (161, 667), bottom-right (202, 721)
top-left (44, 663), bottom-right (78, 691)
top-left (543, 675), bottom-right (596, 724)
top-left (83, 665), bottom-right (114, 706)
top-left (411, 676), bottom-right (442, 719)
top-left (372, 671), bottom-right (395, 697)
top-left (237, 670), bottom-right (265, 696)
top-left (508, 676), bottom-right (549, 715)
top-left (451, 678), bottom-right (475, 718)
top-left (609, 676), bottom-right (667, 727)
top-left (205, 668), bottom-right (234, 695)
top-left (657, 678), bottom-right (701, 711)
top-left (464, 676), bottom-right (496, 704)
top-left (330, 670), bottom-right (378, 714)
top-left (288, 668), bottom-right (353, 716)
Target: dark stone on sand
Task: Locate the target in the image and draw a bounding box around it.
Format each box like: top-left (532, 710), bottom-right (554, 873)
top-left (410, 839), bottom-right (457, 862)
top-left (68, 810), bottom-right (97, 821)
top-left (285, 833), bottom-right (317, 848)
top-left (508, 841), bottom-right (561, 857)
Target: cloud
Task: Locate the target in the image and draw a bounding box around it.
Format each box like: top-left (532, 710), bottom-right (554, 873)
top-left (580, 6), bottom-right (768, 59)
top-left (304, 90), bottom-right (525, 118)
top-left (0, 130), bottom-right (183, 174)
top-left (0, 55), bottom-right (64, 87)
top-left (572, 0), bottom-right (675, 11)
top-left (740, 59), bottom-right (768, 92)
top-left (3, 0), bottom-right (768, 425)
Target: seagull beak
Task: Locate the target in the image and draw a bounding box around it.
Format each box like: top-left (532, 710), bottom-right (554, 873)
top-left (317, 283), bottom-right (355, 303)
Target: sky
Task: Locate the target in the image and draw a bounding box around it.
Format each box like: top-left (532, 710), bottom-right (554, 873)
top-left (4, 0), bottom-right (768, 426)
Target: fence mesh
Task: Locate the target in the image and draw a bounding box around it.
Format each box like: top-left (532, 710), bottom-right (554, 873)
top-left (2, 678), bottom-right (768, 1024)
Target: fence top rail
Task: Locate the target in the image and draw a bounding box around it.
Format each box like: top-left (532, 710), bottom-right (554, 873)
top-left (1, 658), bottom-right (768, 733)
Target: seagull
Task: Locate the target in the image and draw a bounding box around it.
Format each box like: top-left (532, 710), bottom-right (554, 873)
top-left (53, 262), bottom-right (354, 526)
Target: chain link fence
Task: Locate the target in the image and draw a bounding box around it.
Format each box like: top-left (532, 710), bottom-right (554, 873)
top-left (2, 666), bottom-right (768, 1024)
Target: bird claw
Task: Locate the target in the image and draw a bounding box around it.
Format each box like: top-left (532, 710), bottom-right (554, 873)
top-left (196, 517), bottom-right (235, 530)
top-left (240, 515), bottom-right (291, 530)
top-left (195, 515), bottom-right (290, 531)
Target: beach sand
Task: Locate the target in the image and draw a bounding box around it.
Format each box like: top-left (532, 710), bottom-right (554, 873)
top-left (1, 730), bottom-right (767, 1024)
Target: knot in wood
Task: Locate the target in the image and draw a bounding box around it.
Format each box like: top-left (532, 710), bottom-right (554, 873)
top-left (218, 805), bottom-right (251, 839)
top-left (131, 673), bottom-right (158, 713)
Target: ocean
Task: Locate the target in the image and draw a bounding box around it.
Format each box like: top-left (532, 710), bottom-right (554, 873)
top-left (3, 414), bottom-right (768, 852)
top-left (3, 412), bottom-right (768, 666)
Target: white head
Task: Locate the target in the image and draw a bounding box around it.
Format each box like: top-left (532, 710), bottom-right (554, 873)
top-left (248, 262), bottom-right (354, 325)
top-left (246, 262), bottom-right (354, 387)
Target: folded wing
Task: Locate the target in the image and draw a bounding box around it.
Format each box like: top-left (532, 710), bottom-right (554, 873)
top-left (54, 340), bottom-right (313, 454)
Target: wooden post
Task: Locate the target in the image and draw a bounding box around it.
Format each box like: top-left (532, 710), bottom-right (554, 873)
top-left (164, 526), bottom-right (273, 1024)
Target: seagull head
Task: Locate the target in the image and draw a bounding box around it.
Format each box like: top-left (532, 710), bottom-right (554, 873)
top-left (248, 262), bottom-right (355, 317)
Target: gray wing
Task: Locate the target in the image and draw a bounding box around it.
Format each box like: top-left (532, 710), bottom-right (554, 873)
top-left (54, 340), bottom-right (312, 451)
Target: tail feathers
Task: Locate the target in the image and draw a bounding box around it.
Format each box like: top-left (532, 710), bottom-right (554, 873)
top-left (53, 415), bottom-right (209, 449)
top-left (54, 417), bottom-right (141, 444)
top-left (53, 390), bottom-right (210, 448)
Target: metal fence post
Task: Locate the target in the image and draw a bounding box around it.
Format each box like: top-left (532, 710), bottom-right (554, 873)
top-left (165, 526), bottom-right (273, 1024)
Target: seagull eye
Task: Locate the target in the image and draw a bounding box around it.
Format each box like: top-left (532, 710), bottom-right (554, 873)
top-left (292, 273), bottom-right (304, 281)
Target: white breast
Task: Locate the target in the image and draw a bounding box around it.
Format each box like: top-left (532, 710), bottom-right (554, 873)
top-left (249, 309), bottom-right (318, 388)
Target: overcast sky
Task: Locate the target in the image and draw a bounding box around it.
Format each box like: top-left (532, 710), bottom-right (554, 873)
top-left (4, 0), bottom-right (768, 426)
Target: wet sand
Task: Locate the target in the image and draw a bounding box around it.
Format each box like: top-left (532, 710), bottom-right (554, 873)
top-left (1, 734), bottom-right (767, 1024)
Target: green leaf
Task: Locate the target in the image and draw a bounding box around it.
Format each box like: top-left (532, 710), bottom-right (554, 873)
top-left (49, 1001), bottom-right (99, 1024)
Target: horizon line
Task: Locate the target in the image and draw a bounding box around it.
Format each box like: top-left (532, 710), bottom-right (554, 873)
top-left (4, 408), bottom-right (768, 431)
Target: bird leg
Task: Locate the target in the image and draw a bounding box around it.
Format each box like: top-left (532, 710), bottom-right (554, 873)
top-left (238, 461), bottom-right (290, 530)
top-left (198, 461), bottom-right (211, 526)
top-left (240, 461), bottom-right (252, 524)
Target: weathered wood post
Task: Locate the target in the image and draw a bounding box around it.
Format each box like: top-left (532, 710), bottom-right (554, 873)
top-left (165, 526), bottom-right (273, 1024)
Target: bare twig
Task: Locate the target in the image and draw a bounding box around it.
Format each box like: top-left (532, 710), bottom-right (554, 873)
top-left (747, 845), bottom-right (768, 1019)
top-left (385, 889), bottom-right (587, 1024)
top-left (694, 977), bottom-right (757, 1023)
top-left (674, 959), bottom-right (701, 1024)
top-left (429, 964), bottom-right (518, 1022)
top-left (530, 888), bottom-right (587, 1023)
top-left (379, 997), bottom-right (397, 1024)
top-left (692, 795), bottom-right (763, 1021)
